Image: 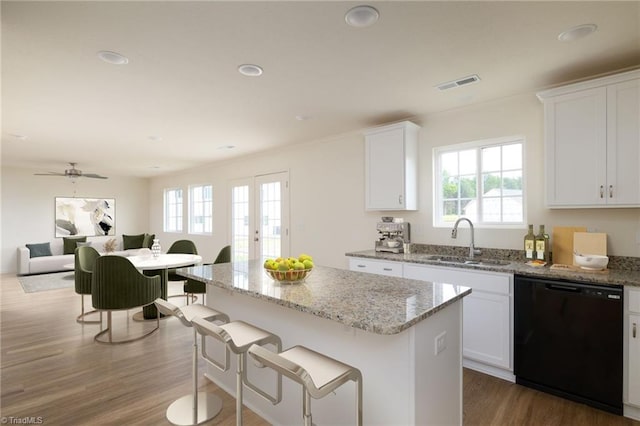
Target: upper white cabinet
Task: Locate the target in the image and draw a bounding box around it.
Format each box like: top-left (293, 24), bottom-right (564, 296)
top-left (538, 70), bottom-right (640, 208)
top-left (364, 121), bottom-right (420, 210)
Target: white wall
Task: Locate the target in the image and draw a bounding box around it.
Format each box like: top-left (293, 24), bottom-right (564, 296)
top-left (1, 167), bottom-right (150, 273)
top-left (149, 91), bottom-right (640, 267)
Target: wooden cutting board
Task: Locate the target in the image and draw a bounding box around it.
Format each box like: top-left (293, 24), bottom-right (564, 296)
top-left (552, 226), bottom-right (587, 266)
top-left (573, 232), bottom-right (607, 257)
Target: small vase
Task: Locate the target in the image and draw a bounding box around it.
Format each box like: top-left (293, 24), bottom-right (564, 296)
top-left (151, 239), bottom-right (161, 258)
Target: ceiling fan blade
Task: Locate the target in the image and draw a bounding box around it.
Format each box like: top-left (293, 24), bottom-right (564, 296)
top-left (82, 173), bottom-right (109, 179)
top-left (34, 172), bottom-right (66, 176)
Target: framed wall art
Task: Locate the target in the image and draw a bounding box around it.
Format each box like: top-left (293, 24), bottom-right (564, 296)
top-left (55, 197), bottom-right (115, 237)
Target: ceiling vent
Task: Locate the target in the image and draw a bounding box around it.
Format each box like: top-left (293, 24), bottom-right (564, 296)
top-left (436, 74), bottom-right (481, 91)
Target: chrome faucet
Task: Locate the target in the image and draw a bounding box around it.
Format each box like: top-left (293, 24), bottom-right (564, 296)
top-left (451, 217), bottom-right (482, 259)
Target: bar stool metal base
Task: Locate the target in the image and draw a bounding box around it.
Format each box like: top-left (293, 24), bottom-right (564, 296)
top-left (166, 392), bottom-right (223, 426)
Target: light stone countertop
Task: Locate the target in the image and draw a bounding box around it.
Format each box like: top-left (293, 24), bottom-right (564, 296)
top-left (346, 249), bottom-right (640, 288)
top-left (177, 259), bottom-right (471, 335)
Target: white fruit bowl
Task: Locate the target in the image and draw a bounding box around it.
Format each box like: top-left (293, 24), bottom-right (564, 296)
top-left (574, 253), bottom-right (609, 270)
top-left (265, 267), bottom-right (312, 284)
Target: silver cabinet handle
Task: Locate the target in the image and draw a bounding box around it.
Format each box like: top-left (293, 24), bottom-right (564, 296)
top-left (634, 322), bottom-right (637, 339)
top-left (398, 195), bottom-right (403, 205)
top-left (357, 264), bottom-right (366, 268)
top-left (383, 267), bottom-right (392, 271)
top-left (609, 185), bottom-right (613, 198)
top-left (600, 185), bottom-right (604, 198)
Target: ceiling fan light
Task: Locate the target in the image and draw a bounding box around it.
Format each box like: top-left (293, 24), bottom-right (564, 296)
top-left (345, 5), bottom-right (379, 28)
top-left (238, 64), bottom-right (263, 77)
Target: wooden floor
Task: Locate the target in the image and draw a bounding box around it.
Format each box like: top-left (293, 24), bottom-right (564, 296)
top-left (1, 273), bottom-right (638, 425)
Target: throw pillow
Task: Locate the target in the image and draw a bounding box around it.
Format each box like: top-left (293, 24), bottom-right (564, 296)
top-left (123, 234), bottom-right (145, 250)
top-left (142, 233), bottom-right (155, 249)
top-left (26, 242), bottom-right (52, 258)
top-left (63, 236), bottom-right (87, 255)
top-left (76, 241), bottom-right (92, 248)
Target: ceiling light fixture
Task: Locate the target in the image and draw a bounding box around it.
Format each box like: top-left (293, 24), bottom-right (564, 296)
top-left (148, 136), bottom-right (163, 142)
top-left (217, 145), bottom-right (235, 150)
top-left (9, 133), bottom-right (27, 140)
top-left (295, 115), bottom-right (312, 121)
top-left (558, 24), bottom-right (598, 42)
top-left (238, 64), bottom-right (263, 77)
top-left (97, 50), bottom-right (129, 65)
top-left (345, 5), bottom-right (379, 28)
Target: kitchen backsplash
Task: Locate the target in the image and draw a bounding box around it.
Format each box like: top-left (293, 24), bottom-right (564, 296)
top-left (408, 243), bottom-right (640, 271)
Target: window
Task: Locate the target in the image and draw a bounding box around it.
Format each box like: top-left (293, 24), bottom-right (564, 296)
top-left (433, 136), bottom-right (524, 227)
top-left (189, 184), bottom-right (213, 234)
top-left (164, 188), bottom-right (183, 232)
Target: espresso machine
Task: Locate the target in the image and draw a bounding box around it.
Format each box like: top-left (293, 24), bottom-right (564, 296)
top-left (375, 219), bottom-right (410, 253)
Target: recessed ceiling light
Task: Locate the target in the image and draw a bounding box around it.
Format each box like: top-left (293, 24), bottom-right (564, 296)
top-left (9, 133), bottom-right (27, 140)
top-left (148, 136), bottom-right (163, 142)
top-left (217, 145), bottom-right (235, 150)
top-left (97, 50), bottom-right (129, 65)
top-left (238, 64), bottom-right (263, 77)
top-left (345, 5), bottom-right (379, 28)
top-left (558, 24), bottom-right (598, 42)
top-left (295, 115), bottom-right (312, 121)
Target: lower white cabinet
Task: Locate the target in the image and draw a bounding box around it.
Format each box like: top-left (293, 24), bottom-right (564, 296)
top-left (627, 288), bottom-right (640, 411)
top-left (348, 257), bottom-right (403, 277)
top-left (403, 263), bottom-right (513, 380)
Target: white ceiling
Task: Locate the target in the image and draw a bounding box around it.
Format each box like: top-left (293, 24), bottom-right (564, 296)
top-left (2, 1), bottom-right (639, 178)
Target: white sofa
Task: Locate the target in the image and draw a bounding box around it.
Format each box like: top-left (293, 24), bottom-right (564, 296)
top-left (17, 236), bottom-right (132, 275)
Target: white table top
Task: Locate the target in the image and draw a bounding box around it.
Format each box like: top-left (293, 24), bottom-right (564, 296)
top-left (127, 253), bottom-right (202, 270)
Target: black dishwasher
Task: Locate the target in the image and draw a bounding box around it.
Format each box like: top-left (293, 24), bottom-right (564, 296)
top-left (514, 275), bottom-right (623, 414)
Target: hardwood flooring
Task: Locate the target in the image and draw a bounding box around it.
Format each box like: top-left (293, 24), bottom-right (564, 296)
top-left (1, 273), bottom-right (638, 425)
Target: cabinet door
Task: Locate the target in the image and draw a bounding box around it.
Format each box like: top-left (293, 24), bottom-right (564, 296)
top-left (545, 87), bottom-right (607, 206)
top-left (348, 257), bottom-right (403, 277)
top-left (607, 79), bottom-right (640, 206)
top-left (629, 313), bottom-right (640, 406)
top-left (366, 126), bottom-right (407, 210)
top-left (463, 292), bottom-right (511, 369)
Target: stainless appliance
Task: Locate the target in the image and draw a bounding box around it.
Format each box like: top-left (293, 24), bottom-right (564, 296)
top-left (375, 221), bottom-right (410, 253)
top-left (514, 275), bottom-right (623, 415)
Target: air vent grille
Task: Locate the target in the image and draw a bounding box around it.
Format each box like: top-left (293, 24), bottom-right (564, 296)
top-left (436, 74), bottom-right (481, 91)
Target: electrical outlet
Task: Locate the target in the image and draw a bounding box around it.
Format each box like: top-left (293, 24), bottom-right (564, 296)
top-left (435, 331), bottom-right (447, 355)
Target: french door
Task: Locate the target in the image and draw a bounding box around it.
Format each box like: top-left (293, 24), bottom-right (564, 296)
top-left (230, 171), bottom-right (289, 262)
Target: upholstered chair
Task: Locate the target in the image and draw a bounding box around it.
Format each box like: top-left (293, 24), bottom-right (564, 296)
top-left (91, 255), bottom-right (161, 344)
top-left (183, 245), bottom-right (231, 305)
top-left (166, 239), bottom-right (199, 282)
top-left (74, 245), bottom-right (101, 324)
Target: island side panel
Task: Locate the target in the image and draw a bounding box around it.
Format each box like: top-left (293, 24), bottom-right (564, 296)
top-left (204, 285), bottom-right (463, 425)
top-left (412, 298), bottom-right (463, 425)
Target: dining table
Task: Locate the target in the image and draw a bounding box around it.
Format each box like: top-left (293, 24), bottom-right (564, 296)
top-left (127, 253), bottom-right (202, 319)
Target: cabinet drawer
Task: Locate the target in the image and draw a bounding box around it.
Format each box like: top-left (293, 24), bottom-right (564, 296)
top-left (629, 288), bottom-right (640, 313)
top-left (403, 263), bottom-right (511, 295)
top-left (348, 257), bottom-right (403, 277)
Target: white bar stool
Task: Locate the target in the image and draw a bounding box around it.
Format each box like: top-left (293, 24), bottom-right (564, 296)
top-left (248, 344), bottom-right (363, 426)
top-left (191, 317), bottom-right (282, 426)
top-left (154, 298), bottom-right (230, 426)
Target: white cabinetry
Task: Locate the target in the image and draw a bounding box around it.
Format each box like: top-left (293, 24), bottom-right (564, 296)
top-left (348, 257), bottom-right (403, 277)
top-left (364, 121), bottom-right (420, 211)
top-left (537, 70), bottom-right (640, 208)
top-left (403, 263), bottom-right (513, 381)
top-left (626, 287), bottom-right (640, 416)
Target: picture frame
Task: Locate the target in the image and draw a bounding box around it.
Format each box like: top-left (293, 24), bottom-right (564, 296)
top-left (55, 197), bottom-right (116, 237)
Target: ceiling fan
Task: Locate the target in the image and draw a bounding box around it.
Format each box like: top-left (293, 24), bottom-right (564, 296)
top-left (34, 162), bottom-right (108, 180)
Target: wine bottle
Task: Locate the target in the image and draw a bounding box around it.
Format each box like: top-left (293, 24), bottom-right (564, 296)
top-left (535, 225), bottom-right (549, 262)
top-left (524, 224), bottom-right (536, 260)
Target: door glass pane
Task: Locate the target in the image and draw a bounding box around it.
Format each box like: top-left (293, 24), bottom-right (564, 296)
top-left (260, 181), bottom-right (281, 260)
top-left (231, 185), bottom-right (249, 262)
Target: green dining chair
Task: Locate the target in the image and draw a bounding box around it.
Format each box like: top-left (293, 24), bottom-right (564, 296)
top-left (166, 239), bottom-right (199, 282)
top-left (183, 245), bottom-right (231, 305)
top-left (91, 255), bottom-right (161, 344)
top-left (75, 245), bottom-right (102, 324)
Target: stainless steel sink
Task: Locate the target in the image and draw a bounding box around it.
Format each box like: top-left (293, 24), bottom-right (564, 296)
top-left (418, 254), bottom-right (510, 267)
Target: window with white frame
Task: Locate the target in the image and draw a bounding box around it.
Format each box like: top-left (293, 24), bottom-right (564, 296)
top-left (189, 184), bottom-right (213, 234)
top-left (164, 188), bottom-right (183, 232)
top-left (433, 136), bottom-right (524, 227)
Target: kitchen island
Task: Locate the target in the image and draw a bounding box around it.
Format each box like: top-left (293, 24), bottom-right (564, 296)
top-left (178, 260), bottom-right (471, 425)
